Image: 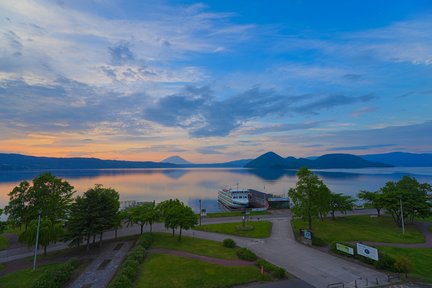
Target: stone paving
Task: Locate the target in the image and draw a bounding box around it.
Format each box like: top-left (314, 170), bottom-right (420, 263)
top-left (67, 241), bottom-right (133, 288)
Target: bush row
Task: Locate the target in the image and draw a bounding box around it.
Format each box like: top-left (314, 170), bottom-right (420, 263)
top-left (330, 242), bottom-right (413, 273)
top-left (256, 259), bottom-right (286, 279)
top-left (32, 259), bottom-right (80, 288)
top-left (108, 233), bottom-right (154, 288)
top-left (221, 239), bottom-right (286, 279)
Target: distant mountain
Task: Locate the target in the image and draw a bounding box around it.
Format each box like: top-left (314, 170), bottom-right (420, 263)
top-left (245, 152), bottom-right (392, 169)
top-left (181, 159), bottom-right (253, 168)
top-left (360, 152), bottom-right (432, 167)
top-left (244, 152), bottom-right (287, 169)
top-left (0, 153), bottom-right (177, 170)
top-left (161, 155), bottom-right (192, 165)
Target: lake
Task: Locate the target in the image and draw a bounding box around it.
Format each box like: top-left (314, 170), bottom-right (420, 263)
top-left (1, 167), bottom-right (432, 214)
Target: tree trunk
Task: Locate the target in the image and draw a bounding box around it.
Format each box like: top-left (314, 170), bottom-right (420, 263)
top-left (178, 227), bottom-right (182, 241)
top-left (99, 232), bottom-right (103, 247)
top-left (115, 228), bottom-right (118, 239)
top-left (86, 233), bottom-right (90, 252)
top-left (331, 211), bottom-right (335, 220)
top-left (44, 245), bottom-right (47, 256)
top-left (93, 234), bottom-right (96, 244)
top-left (308, 213), bottom-right (312, 230)
top-left (150, 223), bottom-right (153, 233)
top-left (140, 224), bottom-right (144, 234)
top-left (172, 228), bottom-right (175, 237)
top-left (377, 208), bottom-right (381, 217)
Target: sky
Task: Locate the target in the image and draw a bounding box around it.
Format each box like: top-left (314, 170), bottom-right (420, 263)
top-left (0, 0), bottom-right (431, 163)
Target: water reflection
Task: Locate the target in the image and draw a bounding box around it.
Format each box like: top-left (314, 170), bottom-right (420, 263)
top-left (0, 168), bottom-right (431, 212)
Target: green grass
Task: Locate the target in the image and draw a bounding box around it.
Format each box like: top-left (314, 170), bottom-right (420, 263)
top-left (194, 221), bottom-right (273, 238)
top-left (292, 215), bottom-right (424, 244)
top-left (151, 233), bottom-right (238, 259)
top-left (205, 211), bottom-right (271, 218)
top-left (0, 263), bottom-right (62, 288)
top-left (379, 247), bottom-right (432, 283)
top-left (135, 253), bottom-right (270, 288)
top-left (0, 236), bottom-right (8, 250)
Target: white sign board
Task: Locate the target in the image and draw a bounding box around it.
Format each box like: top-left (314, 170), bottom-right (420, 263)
top-left (356, 243), bottom-right (379, 261)
top-left (336, 243), bottom-right (354, 255)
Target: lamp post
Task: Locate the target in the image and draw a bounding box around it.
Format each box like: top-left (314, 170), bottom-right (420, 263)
top-left (400, 196), bottom-right (405, 235)
top-left (33, 209), bottom-right (42, 271)
top-left (199, 200), bottom-right (202, 226)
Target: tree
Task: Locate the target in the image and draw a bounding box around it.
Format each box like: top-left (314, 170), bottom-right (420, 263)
top-left (288, 167), bottom-right (331, 229)
top-left (157, 199), bottom-right (183, 237)
top-left (5, 173), bottom-right (75, 229)
top-left (173, 203), bottom-right (197, 241)
top-left (129, 202), bottom-right (160, 234)
top-left (329, 193), bottom-right (355, 220)
top-left (358, 190), bottom-right (384, 216)
top-left (380, 176), bottom-right (431, 226)
top-left (19, 217), bottom-right (63, 255)
top-left (66, 184), bottom-right (119, 251)
top-left (0, 208), bottom-right (6, 234)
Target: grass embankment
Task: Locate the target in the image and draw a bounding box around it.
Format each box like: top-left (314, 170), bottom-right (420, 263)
top-left (379, 247), bottom-right (432, 283)
top-left (292, 215), bottom-right (424, 244)
top-left (135, 254), bottom-right (269, 288)
top-left (135, 232), bottom-right (276, 288)
top-left (0, 236), bottom-right (8, 250)
top-left (194, 221), bottom-right (273, 238)
top-left (0, 263), bottom-right (61, 288)
top-left (206, 210), bottom-right (271, 218)
top-left (152, 232), bottom-right (238, 259)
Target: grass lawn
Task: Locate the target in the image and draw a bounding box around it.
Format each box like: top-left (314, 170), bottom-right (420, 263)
top-left (135, 253), bottom-right (270, 288)
top-left (194, 221), bottom-right (272, 238)
top-left (151, 233), bottom-right (238, 259)
top-left (379, 247), bottom-right (432, 283)
top-left (206, 211), bottom-right (271, 218)
top-left (0, 263), bottom-right (61, 288)
top-left (0, 236), bottom-right (8, 250)
top-left (292, 215), bottom-right (424, 244)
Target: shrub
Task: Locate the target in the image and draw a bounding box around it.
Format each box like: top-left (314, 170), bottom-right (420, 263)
top-left (272, 267), bottom-right (286, 279)
top-left (256, 259), bottom-right (277, 272)
top-left (138, 233), bottom-right (154, 249)
top-left (223, 238), bottom-right (236, 248)
top-left (311, 236), bottom-right (326, 246)
top-left (236, 248), bottom-right (257, 261)
top-left (32, 260), bottom-right (77, 288)
top-left (128, 246), bottom-right (146, 263)
top-left (374, 252), bottom-right (396, 271)
top-left (394, 256), bottom-right (414, 273)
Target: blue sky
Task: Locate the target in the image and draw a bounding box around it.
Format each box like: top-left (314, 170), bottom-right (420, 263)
top-left (0, 0), bottom-right (431, 162)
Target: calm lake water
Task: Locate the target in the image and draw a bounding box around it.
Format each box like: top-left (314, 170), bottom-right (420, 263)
top-left (1, 167), bottom-right (432, 213)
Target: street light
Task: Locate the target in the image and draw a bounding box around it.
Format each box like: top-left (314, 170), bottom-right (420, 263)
top-left (400, 196), bottom-right (405, 235)
top-left (33, 209), bottom-right (42, 271)
top-left (199, 200), bottom-right (202, 226)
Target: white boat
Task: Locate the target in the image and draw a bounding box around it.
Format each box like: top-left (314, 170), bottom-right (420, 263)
top-left (218, 188), bottom-right (249, 208)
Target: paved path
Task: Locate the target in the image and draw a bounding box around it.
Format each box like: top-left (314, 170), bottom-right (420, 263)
top-left (67, 241), bottom-right (134, 288)
top-left (181, 218), bottom-right (390, 288)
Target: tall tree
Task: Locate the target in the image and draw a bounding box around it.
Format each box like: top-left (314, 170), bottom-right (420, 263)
top-left (380, 176), bottom-right (431, 226)
top-left (358, 190), bottom-right (384, 216)
top-left (329, 193), bottom-right (355, 220)
top-left (288, 167), bottom-right (331, 229)
top-left (5, 173), bottom-right (75, 229)
top-left (66, 185), bottom-right (119, 251)
top-left (19, 217), bottom-right (63, 255)
top-left (157, 199), bottom-right (183, 236)
top-left (173, 203), bottom-right (197, 241)
top-left (130, 202), bottom-right (160, 234)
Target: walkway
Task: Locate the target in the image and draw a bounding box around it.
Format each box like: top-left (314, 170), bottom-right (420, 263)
top-left (67, 241), bottom-right (134, 288)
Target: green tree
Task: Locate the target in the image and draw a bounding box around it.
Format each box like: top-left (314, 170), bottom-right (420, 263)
top-left (19, 217), bottom-right (63, 255)
top-left (358, 190), bottom-right (384, 216)
top-left (329, 193), bottom-right (355, 220)
top-left (157, 199), bottom-right (183, 236)
top-left (288, 167), bottom-right (331, 229)
top-left (380, 176), bottom-right (431, 226)
top-left (129, 202), bottom-right (160, 234)
top-left (0, 208), bottom-right (5, 234)
top-left (5, 173), bottom-right (75, 229)
top-left (173, 203), bottom-right (197, 241)
top-left (66, 184), bottom-right (119, 251)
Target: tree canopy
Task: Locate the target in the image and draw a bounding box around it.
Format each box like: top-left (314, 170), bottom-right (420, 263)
top-left (5, 173), bottom-right (75, 228)
top-left (379, 176), bottom-right (431, 226)
top-left (288, 167), bottom-right (331, 229)
top-left (358, 190), bottom-right (385, 216)
top-left (329, 193), bottom-right (355, 220)
top-left (157, 199), bottom-right (197, 240)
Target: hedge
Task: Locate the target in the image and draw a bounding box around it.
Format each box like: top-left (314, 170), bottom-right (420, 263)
top-left (32, 259), bottom-right (80, 288)
top-left (236, 247), bottom-right (257, 261)
top-left (108, 233), bottom-right (153, 288)
top-left (255, 259), bottom-right (286, 279)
